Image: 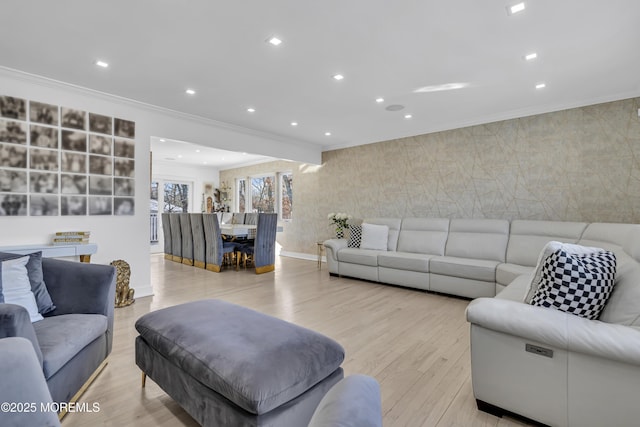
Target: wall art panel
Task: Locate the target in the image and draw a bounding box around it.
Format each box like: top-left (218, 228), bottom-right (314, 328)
top-left (0, 95), bottom-right (135, 216)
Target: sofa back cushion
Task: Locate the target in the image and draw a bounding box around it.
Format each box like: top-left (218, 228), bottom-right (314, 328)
top-left (445, 219), bottom-right (509, 262)
top-left (362, 218), bottom-right (402, 251)
top-left (397, 218), bottom-right (449, 255)
top-left (578, 223), bottom-right (639, 253)
top-left (506, 220), bottom-right (588, 267)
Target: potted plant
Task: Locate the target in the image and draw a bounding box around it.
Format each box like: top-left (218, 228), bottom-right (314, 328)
top-left (328, 212), bottom-right (352, 239)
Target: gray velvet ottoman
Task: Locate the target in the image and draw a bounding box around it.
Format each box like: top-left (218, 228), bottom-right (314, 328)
top-left (135, 299), bottom-right (345, 427)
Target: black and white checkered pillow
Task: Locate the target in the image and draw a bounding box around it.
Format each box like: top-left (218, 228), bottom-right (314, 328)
top-left (530, 249), bottom-right (617, 320)
top-left (348, 225), bottom-right (362, 248)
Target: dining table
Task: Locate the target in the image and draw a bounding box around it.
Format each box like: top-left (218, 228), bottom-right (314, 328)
top-left (220, 224), bottom-right (257, 239)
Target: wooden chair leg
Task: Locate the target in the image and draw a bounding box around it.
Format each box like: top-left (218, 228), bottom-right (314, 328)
top-left (141, 372), bottom-right (147, 388)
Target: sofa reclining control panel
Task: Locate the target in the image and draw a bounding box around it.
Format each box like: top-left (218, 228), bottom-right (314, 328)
top-left (525, 343), bottom-right (553, 358)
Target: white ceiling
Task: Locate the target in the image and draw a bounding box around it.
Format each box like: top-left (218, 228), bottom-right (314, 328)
top-left (1, 1), bottom-right (639, 159)
top-left (150, 137), bottom-right (275, 169)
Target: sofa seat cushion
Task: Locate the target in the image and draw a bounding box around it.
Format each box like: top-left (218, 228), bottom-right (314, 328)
top-left (496, 273), bottom-right (532, 301)
top-left (430, 256), bottom-right (499, 282)
top-left (135, 299), bottom-right (345, 415)
top-left (337, 248), bottom-right (381, 267)
top-left (377, 252), bottom-right (432, 272)
top-left (496, 263), bottom-right (534, 286)
top-left (34, 313), bottom-right (108, 379)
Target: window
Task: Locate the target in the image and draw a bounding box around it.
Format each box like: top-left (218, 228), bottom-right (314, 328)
top-left (280, 172), bottom-right (292, 221)
top-left (251, 175), bottom-right (275, 213)
top-left (163, 182), bottom-right (190, 212)
top-left (237, 178), bottom-right (246, 214)
top-left (239, 171), bottom-right (293, 219)
top-left (150, 181), bottom-right (159, 213)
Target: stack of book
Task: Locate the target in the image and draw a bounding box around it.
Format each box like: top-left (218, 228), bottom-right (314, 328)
top-left (52, 231), bottom-right (91, 245)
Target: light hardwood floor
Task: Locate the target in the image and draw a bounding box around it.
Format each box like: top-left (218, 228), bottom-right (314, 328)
top-left (63, 254), bottom-right (529, 427)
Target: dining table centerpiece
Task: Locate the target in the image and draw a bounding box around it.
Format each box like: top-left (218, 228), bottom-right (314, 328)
top-left (328, 212), bottom-right (352, 239)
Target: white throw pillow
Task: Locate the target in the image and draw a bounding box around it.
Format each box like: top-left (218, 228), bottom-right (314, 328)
top-left (0, 256), bottom-right (44, 322)
top-left (360, 223), bottom-right (389, 251)
top-left (524, 241), bottom-right (606, 303)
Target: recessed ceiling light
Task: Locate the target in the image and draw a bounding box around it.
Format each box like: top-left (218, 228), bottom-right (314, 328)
top-left (177, 154), bottom-right (183, 158)
top-left (185, 89), bottom-right (196, 95)
top-left (414, 83), bottom-right (469, 93)
top-left (507, 2), bottom-right (526, 15)
top-left (267, 36), bottom-right (282, 46)
top-left (324, 132), bottom-right (332, 136)
top-left (524, 52), bottom-right (538, 61)
top-left (159, 139), bottom-right (166, 142)
top-left (95, 60), bottom-right (109, 68)
top-left (404, 114), bottom-right (413, 119)
top-left (195, 149), bottom-right (201, 153)
top-left (203, 161), bottom-right (208, 165)
top-left (290, 122), bottom-right (298, 126)
top-left (332, 74), bottom-right (344, 81)
top-left (375, 97), bottom-right (385, 103)
top-left (242, 152), bottom-right (247, 155)
top-left (536, 82), bottom-right (546, 89)
top-left (247, 107), bottom-right (256, 113)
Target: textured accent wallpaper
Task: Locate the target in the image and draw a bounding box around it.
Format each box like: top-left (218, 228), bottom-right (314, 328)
top-left (221, 97), bottom-right (640, 256)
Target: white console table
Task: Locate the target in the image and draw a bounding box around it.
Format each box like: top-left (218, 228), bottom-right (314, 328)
top-left (0, 243), bottom-right (98, 263)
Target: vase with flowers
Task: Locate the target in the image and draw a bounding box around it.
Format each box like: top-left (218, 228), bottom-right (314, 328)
top-left (328, 212), bottom-right (352, 239)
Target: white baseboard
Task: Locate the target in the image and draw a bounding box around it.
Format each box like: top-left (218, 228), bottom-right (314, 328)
top-left (133, 285), bottom-right (154, 299)
top-left (279, 250), bottom-right (325, 263)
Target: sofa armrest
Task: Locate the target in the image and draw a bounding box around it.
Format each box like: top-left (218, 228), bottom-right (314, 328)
top-left (0, 303), bottom-right (43, 367)
top-left (467, 298), bottom-right (640, 366)
top-left (323, 239), bottom-right (347, 275)
top-left (323, 239), bottom-right (347, 262)
top-left (0, 337), bottom-right (60, 427)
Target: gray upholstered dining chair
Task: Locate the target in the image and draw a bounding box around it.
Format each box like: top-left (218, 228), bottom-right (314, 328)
top-left (220, 212), bottom-right (233, 224)
top-left (169, 213), bottom-right (183, 263)
top-left (190, 213), bottom-right (206, 269)
top-left (161, 213), bottom-right (172, 260)
top-left (244, 212), bottom-right (258, 225)
top-left (238, 213), bottom-right (278, 274)
top-left (202, 213), bottom-right (237, 272)
top-left (232, 212), bottom-right (245, 224)
top-left (179, 213), bottom-right (194, 266)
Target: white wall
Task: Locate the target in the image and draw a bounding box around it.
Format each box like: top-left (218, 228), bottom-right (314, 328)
top-left (151, 160), bottom-right (219, 254)
top-left (0, 68), bottom-right (321, 297)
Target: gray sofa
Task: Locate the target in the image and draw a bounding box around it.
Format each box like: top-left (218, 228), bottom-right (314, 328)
top-left (324, 218), bottom-right (635, 298)
top-left (0, 255), bottom-right (116, 404)
top-left (0, 337), bottom-right (61, 427)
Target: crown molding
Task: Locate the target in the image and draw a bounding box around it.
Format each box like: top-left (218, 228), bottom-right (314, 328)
top-left (322, 90), bottom-right (640, 152)
top-left (0, 66), bottom-right (321, 150)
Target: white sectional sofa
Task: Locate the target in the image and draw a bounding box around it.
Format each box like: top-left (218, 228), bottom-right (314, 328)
top-left (325, 217), bottom-right (608, 298)
top-left (467, 225), bottom-right (640, 427)
top-left (325, 217), bottom-right (640, 426)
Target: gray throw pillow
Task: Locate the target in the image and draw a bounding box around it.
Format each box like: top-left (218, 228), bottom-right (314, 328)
top-left (0, 251), bottom-right (56, 314)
